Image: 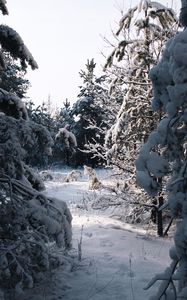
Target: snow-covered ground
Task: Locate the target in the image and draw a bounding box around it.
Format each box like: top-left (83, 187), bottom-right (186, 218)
top-left (22, 168), bottom-right (174, 300)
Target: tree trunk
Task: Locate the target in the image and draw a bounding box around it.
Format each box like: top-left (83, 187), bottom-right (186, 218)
top-left (157, 195), bottom-right (163, 237)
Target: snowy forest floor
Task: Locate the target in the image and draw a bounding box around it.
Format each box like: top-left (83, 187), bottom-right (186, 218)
top-left (21, 167), bottom-right (174, 300)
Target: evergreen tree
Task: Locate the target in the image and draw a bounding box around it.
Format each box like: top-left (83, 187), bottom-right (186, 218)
top-left (26, 98), bottom-right (75, 168)
top-left (27, 100), bottom-right (54, 130)
top-left (0, 51), bottom-right (30, 98)
top-left (71, 59), bottom-right (113, 166)
top-left (0, 3), bottom-right (72, 297)
top-left (52, 99), bottom-right (75, 166)
top-left (136, 0), bottom-right (187, 297)
top-left (26, 100), bottom-right (56, 167)
top-left (59, 98), bottom-right (72, 126)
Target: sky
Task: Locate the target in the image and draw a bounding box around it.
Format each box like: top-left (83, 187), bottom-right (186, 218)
top-left (3, 0), bottom-right (180, 108)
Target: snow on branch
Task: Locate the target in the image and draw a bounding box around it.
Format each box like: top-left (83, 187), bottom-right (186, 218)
top-left (104, 40), bottom-right (136, 69)
top-left (103, 0), bottom-right (179, 176)
top-left (0, 174), bottom-right (72, 295)
top-left (0, 1), bottom-right (73, 297)
top-left (0, 25), bottom-right (38, 70)
top-left (55, 127), bottom-right (77, 150)
top-left (0, 112), bottom-right (53, 188)
top-left (0, 88), bottom-right (28, 119)
top-left (116, 0), bottom-right (177, 37)
top-left (116, 6), bottom-right (138, 35)
top-left (148, 2), bottom-right (178, 28)
top-left (0, 0), bottom-right (8, 15)
top-left (136, 5), bottom-right (187, 295)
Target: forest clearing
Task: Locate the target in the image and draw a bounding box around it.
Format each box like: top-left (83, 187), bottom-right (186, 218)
top-left (0, 0), bottom-right (187, 299)
top-left (18, 168), bottom-right (173, 300)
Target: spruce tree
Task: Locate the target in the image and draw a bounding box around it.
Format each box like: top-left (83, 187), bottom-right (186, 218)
top-left (0, 51), bottom-right (30, 98)
top-left (0, 3), bottom-right (72, 297)
top-left (71, 59), bottom-right (112, 166)
top-left (136, 0), bottom-right (187, 297)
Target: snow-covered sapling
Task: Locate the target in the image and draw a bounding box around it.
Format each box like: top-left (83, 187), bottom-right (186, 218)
top-left (55, 127), bottom-right (77, 152)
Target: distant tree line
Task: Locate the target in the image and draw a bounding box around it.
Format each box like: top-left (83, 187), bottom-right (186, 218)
top-left (18, 1), bottom-right (179, 174)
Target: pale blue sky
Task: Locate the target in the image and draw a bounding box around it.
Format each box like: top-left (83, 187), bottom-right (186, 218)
top-left (3, 0), bottom-right (180, 108)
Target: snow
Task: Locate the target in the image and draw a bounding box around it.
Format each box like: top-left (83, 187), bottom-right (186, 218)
top-left (136, 26), bottom-right (187, 294)
top-left (21, 168), bottom-right (174, 300)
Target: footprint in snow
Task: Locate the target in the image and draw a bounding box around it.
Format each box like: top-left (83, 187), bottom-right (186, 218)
top-left (84, 232), bottom-right (93, 238)
top-left (103, 252), bottom-right (113, 260)
top-left (100, 239), bottom-right (113, 247)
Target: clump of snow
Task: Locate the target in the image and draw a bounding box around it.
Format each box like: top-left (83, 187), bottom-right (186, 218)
top-left (0, 25), bottom-right (38, 69)
top-left (55, 127), bottom-right (77, 157)
top-left (0, 0), bottom-right (8, 15)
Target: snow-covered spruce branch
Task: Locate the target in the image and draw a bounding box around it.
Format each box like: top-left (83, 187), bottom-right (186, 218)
top-left (0, 2), bottom-right (73, 297)
top-left (8, 177), bottom-right (72, 225)
top-left (0, 25), bottom-right (38, 70)
top-left (0, 173), bottom-right (72, 295)
top-left (0, 175), bottom-right (72, 233)
top-left (0, 0), bottom-right (8, 15)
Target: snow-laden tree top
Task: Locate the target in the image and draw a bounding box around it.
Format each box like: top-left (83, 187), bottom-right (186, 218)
top-left (104, 0), bottom-right (178, 70)
top-left (117, 0), bottom-right (177, 35)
